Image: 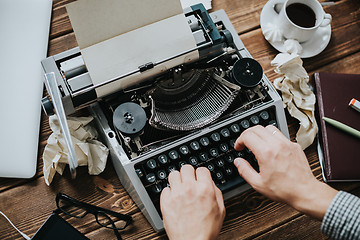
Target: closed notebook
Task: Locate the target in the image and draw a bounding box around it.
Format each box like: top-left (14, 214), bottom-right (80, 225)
top-left (314, 72), bottom-right (360, 182)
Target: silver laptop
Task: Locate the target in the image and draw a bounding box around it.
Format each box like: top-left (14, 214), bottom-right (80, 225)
top-left (0, 0), bottom-right (52, 178)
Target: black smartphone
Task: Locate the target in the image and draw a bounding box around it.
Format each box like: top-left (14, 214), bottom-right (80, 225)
top-left (31, 213), bottom-right (89, 240)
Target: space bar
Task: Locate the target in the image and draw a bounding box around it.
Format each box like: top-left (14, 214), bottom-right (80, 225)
top-left (218, 176), bottom-right (246, 193)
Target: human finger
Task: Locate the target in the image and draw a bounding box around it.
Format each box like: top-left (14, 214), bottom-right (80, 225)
top-left (265, 125), bottom-right (287, 141)
top-left (168, 170), bottom-right (182, 190)
top-left (160, 186), bottom-right (171, 203)
top-left (213, 183), bottom-right (225, 217)
top-left (234, 158), bottom-right (262, 189)
top-left (195, 167), bottom-right (213, 184)
top-left (234, 126), bottom-right (267, 156)
top-left (180, 165), bottom-right (196, 183)
top-left (160, 187), bottom-right (171, 213)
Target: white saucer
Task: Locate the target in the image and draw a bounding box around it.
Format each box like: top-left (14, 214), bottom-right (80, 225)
top-left (260, 0), bottom-right (331, 58)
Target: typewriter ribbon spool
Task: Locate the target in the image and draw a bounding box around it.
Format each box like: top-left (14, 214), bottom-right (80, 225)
top-left (231, 58), bottom-right (263, 88)
top-left (113, 102), bottom-right (147, 136)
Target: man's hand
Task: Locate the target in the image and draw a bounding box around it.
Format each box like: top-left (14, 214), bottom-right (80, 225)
top-left (234, 125), bottom-right (338, 220)
top-left (160, 165), bottom-right (225, 240)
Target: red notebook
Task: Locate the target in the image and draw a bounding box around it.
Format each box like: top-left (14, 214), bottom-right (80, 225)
top-left (315, 72), bottom-right (360, 182)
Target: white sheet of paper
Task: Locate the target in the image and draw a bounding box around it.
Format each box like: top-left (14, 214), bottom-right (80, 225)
top-left (66, 0), bottom-right (184, 49)
top-left (81, 13), bottom-right (199, 97)
top-left (180, 0), bottom-right (212, 10)
top-left (67, 0), bottom-right (199, 97)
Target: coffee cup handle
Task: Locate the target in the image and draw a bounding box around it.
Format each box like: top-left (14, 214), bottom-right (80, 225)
top-left (320, 13), bottom-right (332, 27)
top-left (273, 3), bottom-right (283, 14)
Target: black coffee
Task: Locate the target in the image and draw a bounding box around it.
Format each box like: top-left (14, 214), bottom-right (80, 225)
top-left (286, 3), bottom-right (316, 28)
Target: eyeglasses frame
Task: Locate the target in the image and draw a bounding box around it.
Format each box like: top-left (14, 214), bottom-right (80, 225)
top-left (55, 193), bottom-right (132, 231)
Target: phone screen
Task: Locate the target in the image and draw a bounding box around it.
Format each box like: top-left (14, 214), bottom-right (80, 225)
top-left (31, 213), bottom-right (89, 240)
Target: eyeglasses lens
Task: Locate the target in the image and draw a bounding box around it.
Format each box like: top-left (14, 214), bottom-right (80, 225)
top-left (58, 197), bottom-right (87, 218)
top-left (96, 212), bottom-right (128, 230)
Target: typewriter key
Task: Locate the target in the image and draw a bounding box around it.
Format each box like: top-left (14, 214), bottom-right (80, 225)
top-left (231, 58), bottom-right (263, 88)
top-left (113, 102), bottom-right (147, 136)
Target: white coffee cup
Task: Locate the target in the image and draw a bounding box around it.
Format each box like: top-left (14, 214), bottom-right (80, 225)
top-left (276, 0), bottom-right (332, 43)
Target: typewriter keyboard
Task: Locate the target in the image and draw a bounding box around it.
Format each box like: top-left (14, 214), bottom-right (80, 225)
top-left (134, 107), bottom-right (278, 215)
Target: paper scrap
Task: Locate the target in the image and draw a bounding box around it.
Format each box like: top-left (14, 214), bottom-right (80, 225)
top-left (262, 23), bottom-right (283, 43)
top-left (43, 116), bottom-right (109, 185)
top-left (271, 53), bottom-right (318, 149)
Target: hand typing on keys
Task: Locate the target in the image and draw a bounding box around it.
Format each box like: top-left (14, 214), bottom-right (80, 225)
top-left (234, 125), bottom-right (337, 220)
top-left (160, 165), bottom-right (225, 240)
top-left (160, 125), bottom-right (339, 240)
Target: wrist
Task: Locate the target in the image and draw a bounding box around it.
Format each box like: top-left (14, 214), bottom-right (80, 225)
top-left (291, 180), bottom-right (338, 220)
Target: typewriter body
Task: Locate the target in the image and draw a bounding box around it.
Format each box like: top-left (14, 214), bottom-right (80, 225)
top-left (41, 5), bottom-right (289, 231)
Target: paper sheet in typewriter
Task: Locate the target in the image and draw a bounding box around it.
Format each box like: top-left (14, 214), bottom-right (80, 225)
top-left (66, 0), bottom-right (199, 97)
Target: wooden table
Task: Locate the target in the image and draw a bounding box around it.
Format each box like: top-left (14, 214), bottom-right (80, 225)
top-left (1, 0), bottom-right (360, 239)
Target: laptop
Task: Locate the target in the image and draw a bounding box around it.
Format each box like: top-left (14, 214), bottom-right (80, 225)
top-left (0, 0), bottom-right (52, 178)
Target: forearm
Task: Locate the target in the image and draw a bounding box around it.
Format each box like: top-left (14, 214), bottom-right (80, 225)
top-left (290, 180), bottom-right (338, 220)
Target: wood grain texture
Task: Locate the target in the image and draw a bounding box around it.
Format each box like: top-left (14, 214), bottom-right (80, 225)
top-left (1, 0), bottom-right (360, 239)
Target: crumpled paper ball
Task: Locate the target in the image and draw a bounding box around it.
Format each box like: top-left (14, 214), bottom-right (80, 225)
top-left (284, 39), bottom-right (303, 55)
top-left (43, 116), bottom-right (109, 185)
top-left (271, 53), bottom-right (318, 149)
top-left (262, 23), bottom-right (283, 43)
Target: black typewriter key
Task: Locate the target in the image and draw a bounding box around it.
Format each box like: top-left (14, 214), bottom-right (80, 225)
top-left (146, 173), bottom-right (156, 183)
top-left (240, 119), bottom-right (250, 129)
top-left (224, 167), bottom-right (233, 176)
top-left (210, 132), bottom-right (221, 142)
top-left (225, 154), bottom-right (235, 163)
top-left (245, 147), bottom-right (252, 155)
top-left (235, 151), bottom-right (245, 158)
top-left (250, 115), bottom-right (260, 125)
top-left (206, 163), bottom-right (215, 172)
top-left (215, 159), bottom-right (225, 167)
top-left (135, 169), bottom-right (144, 178)
top-left (268, 120), bottom-right (278, 127)
top-left (152, 183), bottom-right (163, 194)
top-left (220, 128), bottom-right (231, 138)
top-left (209, 148), bottom-right (219, 158)
top-left (190, 141), bottom-right (200, 151)
top-left (158, 154), bottom-right (168, 165)
top-left (146, 159), bottom-right (157, 170)
top-left (199, 152), bottom-right (208, 162)
top-left (188, 156), bottom-right (198, 166)
top-left (215, 171), bottom-right (224, 181)
top-left (157, 169), bottom-right (167, 180)
top-left (167, 165), bottom-right (176, 173)
top-left (179, 145), bottom-right (190, 155)
top-left (199, 137), bottom-right (210, 147)
top-left (168, 150), bottom-right (179, 160)
top-left (246, 149), bottom-right (257, 162)
top-left (219, 143), bottom-right (229, 153)
top-left (259, 110), bottom-right (269, 121)
top-left (178, 161), bottom-right (187, 168)
top-left (229, 139), bottom-right (236, 148)
top-left (230, 123), bottom-right (240, 134)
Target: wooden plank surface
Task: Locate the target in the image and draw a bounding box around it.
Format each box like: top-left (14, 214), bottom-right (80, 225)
top-left (1, 0), bottom-right (360, 239)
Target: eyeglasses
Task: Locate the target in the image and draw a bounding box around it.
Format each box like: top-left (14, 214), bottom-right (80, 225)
top-left (55, 193), bottom-right (132, 240)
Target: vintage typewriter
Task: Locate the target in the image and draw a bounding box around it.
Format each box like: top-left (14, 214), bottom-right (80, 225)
top-left (41, 4), bottom-right (289, 231)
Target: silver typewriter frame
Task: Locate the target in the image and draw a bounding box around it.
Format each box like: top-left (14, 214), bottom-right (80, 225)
top-left (42, 9), bottom-right (289, 231)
